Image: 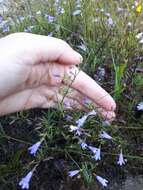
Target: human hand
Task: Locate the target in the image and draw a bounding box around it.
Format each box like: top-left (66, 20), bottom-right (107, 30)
top-left (0, 33), bottom-right (116, 120)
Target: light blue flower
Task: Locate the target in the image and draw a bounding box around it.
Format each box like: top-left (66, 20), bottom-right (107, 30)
top-left (76, 110), bottom-right (96, 128)
top-left (76, 115), bottom-right (88, 127)
top-left (77, 43), bottom-right (87, 52)
top-left (96, 175), bottom-right (108, 187)
top-left (117, 7), bottom-right (124, 12)
top-left (19, 171), bottom-right (33, 189)
top-left (137, 102), bottom-right (143, 111)
top-left (18, 16), bottom-right (25, 22)
top-left (2, 24), bottom-right (9, 33)
top-left (100, 8), bottom-right (104, 12)
top-left (136, 33), bottom-right (143, 43)
top-left (136, 32), bottom-right (143, 39)
top-left (72, 9), bottom-right (81, 16)
top-left (45, 15), bottom-right (55, 23)
top-left (80, 141), bottom-right (88, 150)
top-left (69, 125), bottom-right (78, 132)
top-left (69, 125), bottom-right (82, 136)
top-left (88, 146), bottom-right (98, 154)
top-left (24, 26), bottom-right (34, 33)
top-left (0, 15), bottom-right (3, 24)
top-left (28, 141), bottom-right (42, 156)
top-left (48, 32), bottom-right (53, 37)
top-left (92, 147), bottom-right (101, 161)
top-left (99, 131), bottom-right (112, 140)
top-left (64, 114), bottom-right (73, 121)
top-left (105, 12), bottom-right (111, 17)
top-left (107, 17), bottom-right (114, 26)
top-left (0, 20), bottom-right (10, 33)
top-left (68, 170), bottom-right (80, 177)
top-left (117, 149), bottom-right (127, 166)
top-left (76, 0), bottom-right (81, 8)
top-left (36, 10), bottom-right (41, 15)
top-left (127, 22), bottom-right (132, 27)
top-left (57, 7), bottom-right (65, 14)
top-left (64, 101), bottom-right (72, 109)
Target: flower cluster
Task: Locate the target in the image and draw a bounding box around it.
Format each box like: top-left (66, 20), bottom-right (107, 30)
top-left (18, 105), bottom-right (127, 189)
top-left (67, 109), bottom-right (127, 188)
top-left (68, 169), bottom-right (108, 187)
top-left (0, 16), bottom-right (10, 33)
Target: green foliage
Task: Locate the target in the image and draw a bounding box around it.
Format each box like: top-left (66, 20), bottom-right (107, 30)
top-left (0, 0), bottom-right (143, 189)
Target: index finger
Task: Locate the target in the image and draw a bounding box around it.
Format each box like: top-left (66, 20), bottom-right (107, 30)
top-left (64, 66), bottom-right (116, 112)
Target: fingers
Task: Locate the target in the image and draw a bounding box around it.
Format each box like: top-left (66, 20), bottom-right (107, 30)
top-left (25, 63), bottom-right (65, 88)
top-left (0, 88), bottom-right (47, 116)
top-left (0, 86), bottom-right (61, 115)
top-left (6, 33), bottom-right (82, 65)
top-left (63, 66), bottom-right (116, 112)
top-left (51, 93), bottom-right (88, 111)
top-left (0, 85), bottom-right (86, 116)
top-left (63, 88), bottom-right (116, 121)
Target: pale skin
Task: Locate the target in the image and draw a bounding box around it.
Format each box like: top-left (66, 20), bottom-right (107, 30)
top-left (0, 33), bottom-right (116, 120)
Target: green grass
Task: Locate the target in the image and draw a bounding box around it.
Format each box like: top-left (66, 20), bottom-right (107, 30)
top-left (0, 0), bottom-right (143, 189)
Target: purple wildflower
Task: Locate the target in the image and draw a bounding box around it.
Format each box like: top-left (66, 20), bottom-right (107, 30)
top-left (64, 114), bottom-right (73, 122)
top-left (2, 24), bottom-right (9, 33)
top-left (68, 170), bottom-right (80, 177)
top-left (76, 0), bottom-right (81, 8)
top-left (117, 7), bottom-right (124, 12)
top-left (105, 12), bottom-right (111, 17)
top-left (92, 147), bottom-right (101, 161)
top-left (107, 17), bottom-right (114, 26)
top-left (96, 175), bottom-right (108, 187)
top-left (0, 15), bottom-right (3, 23)
top-left (136, 32), bottom-right (143, 39)
top-left (77, 43), bottom-right (87, 52)
top-left (88, 146), bottom-right (98, 154)
top-left (24, 26), bottom-right (34, 33)
top-left (36, 10), bottom-right (41, 15)
top-left (48, 32), bottom-right (53, 37)
top-left (18, 16), bottom-right (25, 22)
top-left (28, 141), bottom-right (42, 156)
top-left (69, 125), bottom-right (82, 136)
top-left (76, 115), bottom-right (88, 127)
top-left (117, 149), bottom-right (127, 166)
top-left (57, 7), bottom-right (65, 14)
top-left (99, 131), bottom-right (112, 140)
top-left (72, 9), bottom-right (81, 16)
top-left (19, 171), bottom-right (33, 189)
top-left (80, 141), bottom-right (88, 150)
top-left (45, 14), bottom-right (55, 23)
top-left (137, 102), bottom-right (143, 110)
top-left (76, 110), bottom-right (96, 128)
